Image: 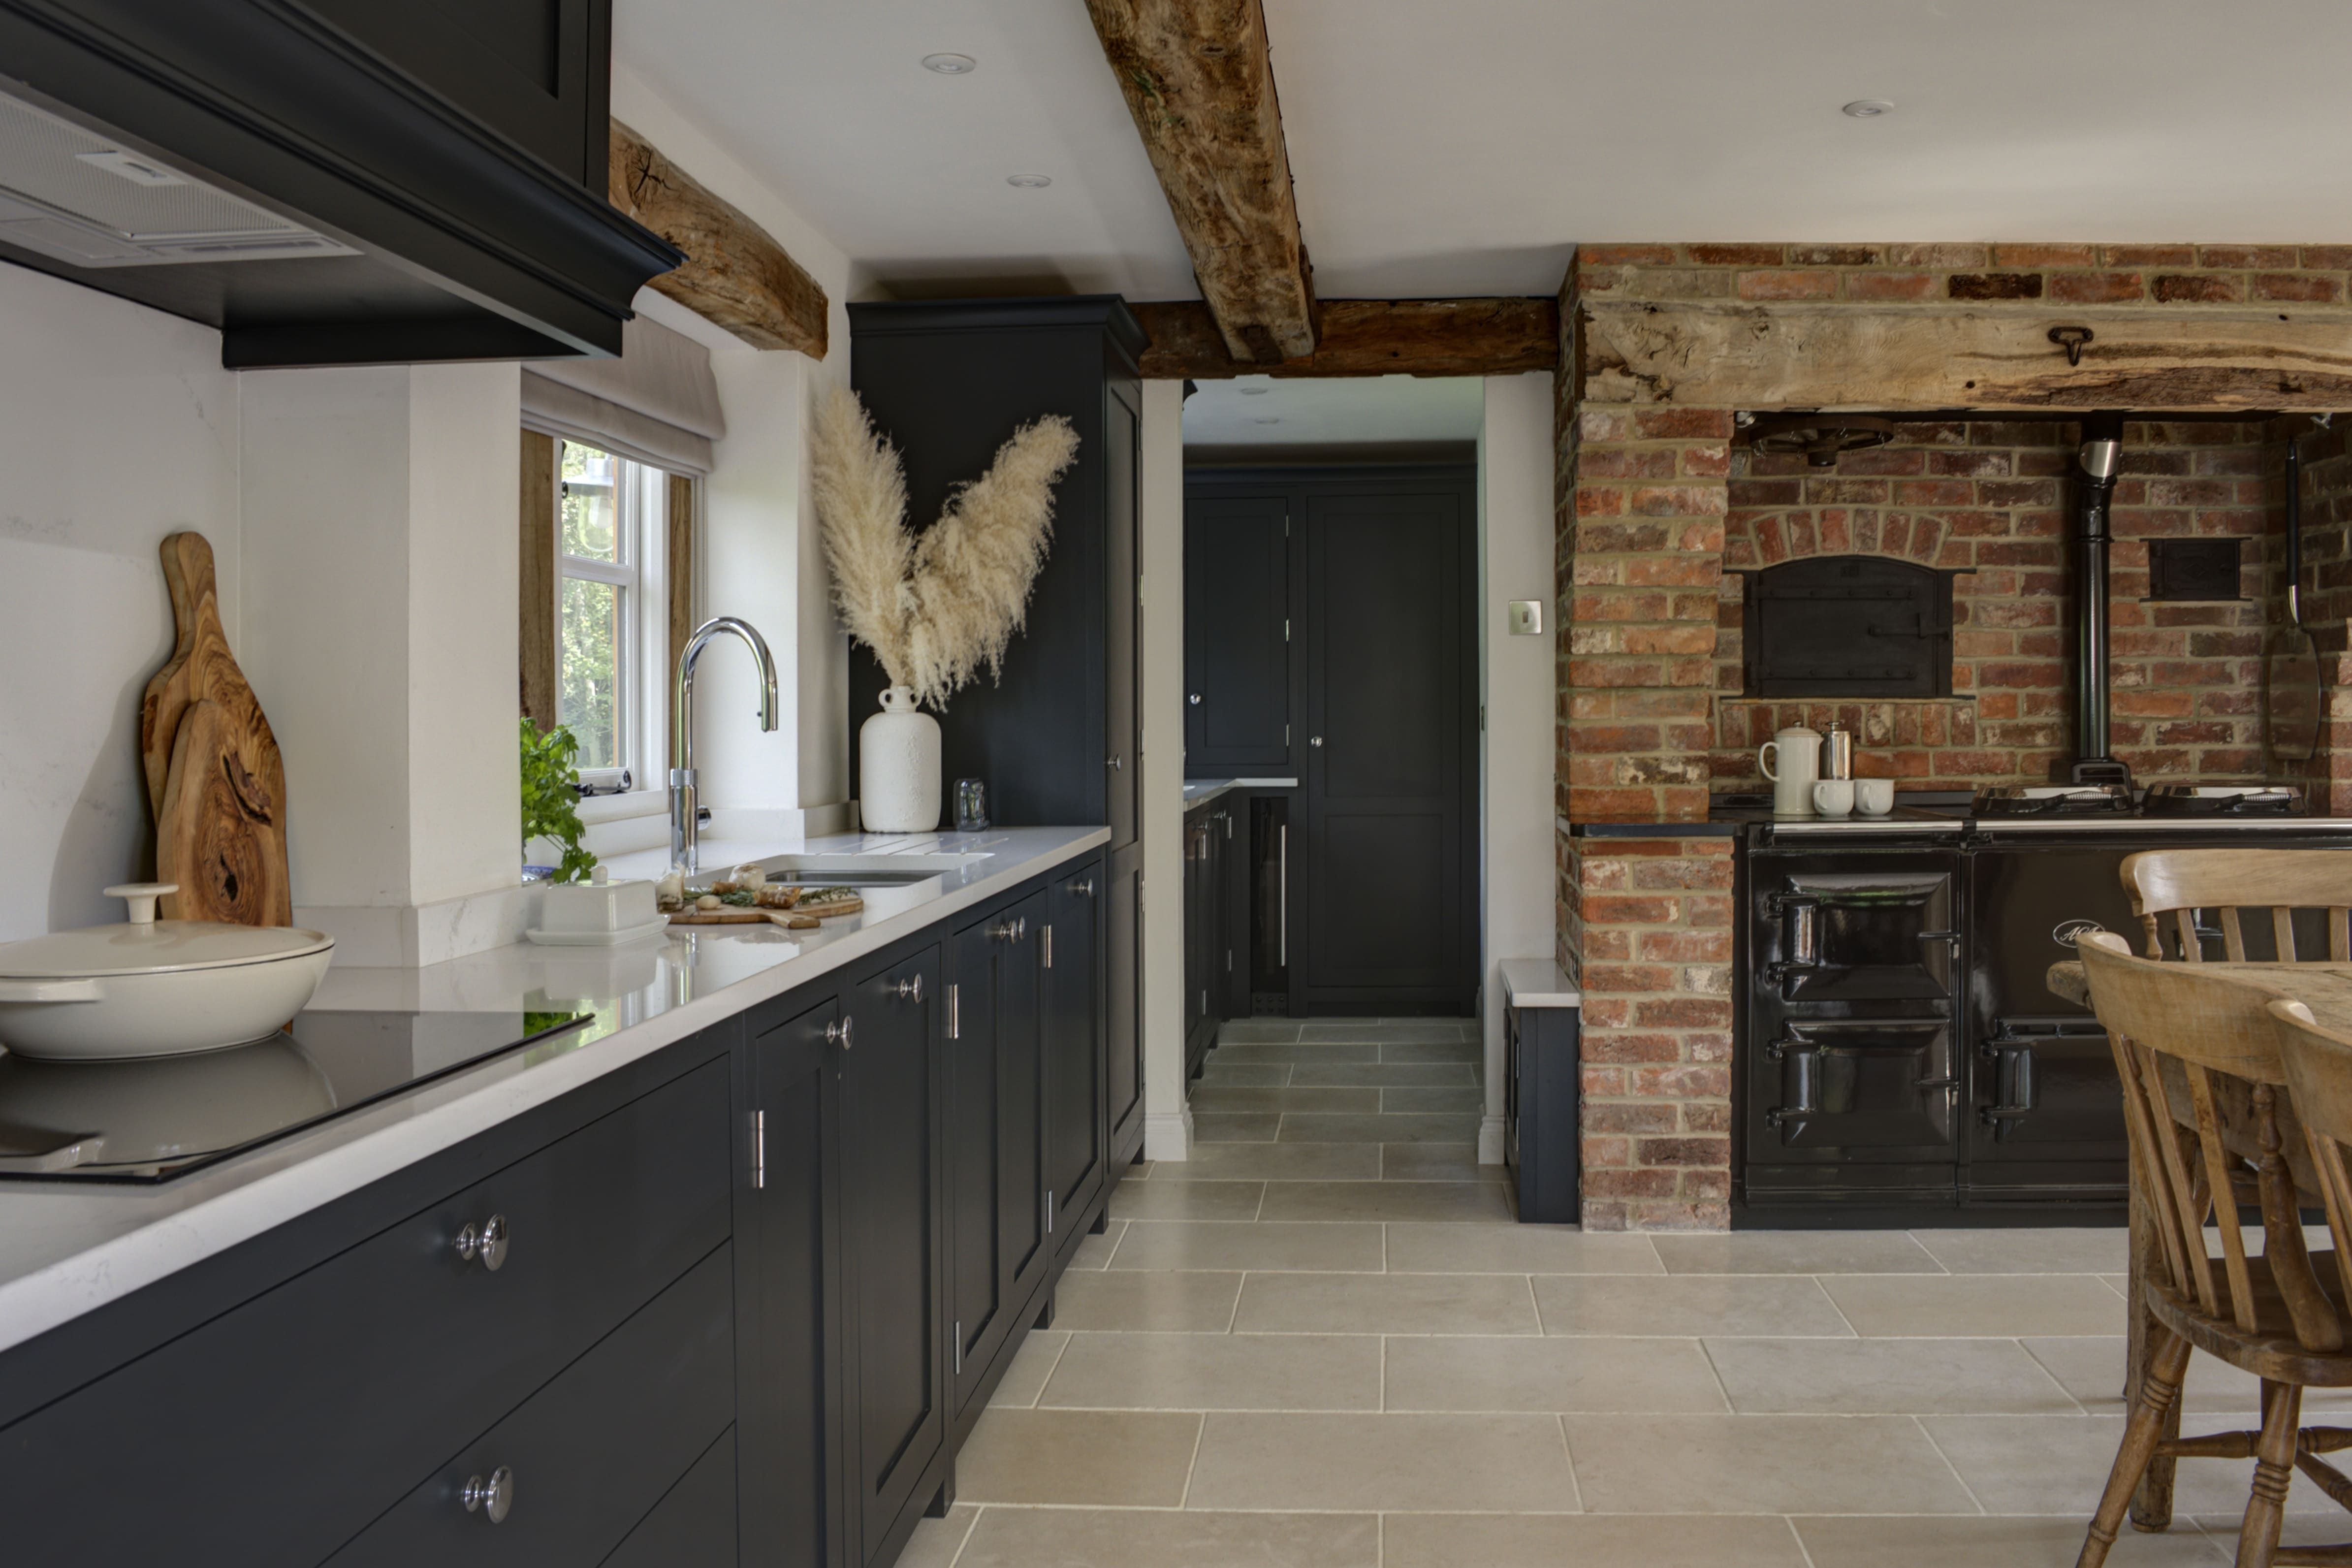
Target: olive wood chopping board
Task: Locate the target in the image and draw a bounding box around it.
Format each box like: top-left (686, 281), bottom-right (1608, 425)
top-left (140, 531), bottom-right (291, 926)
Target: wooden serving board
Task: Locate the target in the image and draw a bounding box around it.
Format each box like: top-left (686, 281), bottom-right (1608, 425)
top-left (141, 532), bottom-right (291, 926)
top-left (667, 909), bottom-right (822, 929)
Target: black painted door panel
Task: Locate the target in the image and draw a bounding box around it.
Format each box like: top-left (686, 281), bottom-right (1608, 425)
top-left (1185, 493), bottom-right (1290, 771)
top-left (1107, 380), bottom-right (1141, 848)
top-left (1045, 865), bottom-right (1106, 1258)
top-left (1106, 862), bottom-right (1144, 1158)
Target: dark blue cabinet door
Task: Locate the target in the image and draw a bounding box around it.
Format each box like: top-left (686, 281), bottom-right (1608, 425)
top-left (1046, 864), bottom-right (1106, 1262)
top-left (1185, 492), bottom-right (1292, 771)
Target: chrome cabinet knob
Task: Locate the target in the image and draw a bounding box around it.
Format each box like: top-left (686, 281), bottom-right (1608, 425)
top-left (1188, 694), bottom-right (1201, 705)
top-left (454, 1214), bottom-right (509, 1272)
top-left (826, 1017), bottom-right (853, 1050)
top-left (461, 1465), bottom-right (514, 1523)
top-left (1310, 736), bottom-right (1324, 747)
top-left (894, 973), bottom-right (924, 1004)
top-left (1106, 755), bottom-right (1123, 770)
top-left (1071, 877), bottom-right (1095, 896)
top-left (992, 916), bottom-right (1026, 943)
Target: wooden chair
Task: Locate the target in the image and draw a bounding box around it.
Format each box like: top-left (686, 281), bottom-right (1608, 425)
top-left (2124, 848), bottom-right (2352, 965)
top-left (2076, 931), bottom-right (2352, 1568)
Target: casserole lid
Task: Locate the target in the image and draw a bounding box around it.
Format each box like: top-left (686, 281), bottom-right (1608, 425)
top-left (0, 884), bottom-right (331, 980)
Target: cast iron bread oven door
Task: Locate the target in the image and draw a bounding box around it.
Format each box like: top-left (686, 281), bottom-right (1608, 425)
top-left (1741, 556), bottom-right (1954, 699)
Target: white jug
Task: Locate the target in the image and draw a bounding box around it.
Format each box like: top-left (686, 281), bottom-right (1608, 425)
top-left (1759, 725), bottom-right (1823, 817)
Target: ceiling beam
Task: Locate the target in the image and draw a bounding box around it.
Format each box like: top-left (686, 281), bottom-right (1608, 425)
top-left (1085, 0), bottom-right (1317, 363)
top-left (607, 119), bottom-right (828, 356)
top-left (1135, 298), bottom-right (1558, 379)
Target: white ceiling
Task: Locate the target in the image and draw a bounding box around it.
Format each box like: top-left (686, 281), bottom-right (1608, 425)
top-left (618, 0), bottom-right (2352, 303)
top-left (1183, 374), bottom-right (1483, 447)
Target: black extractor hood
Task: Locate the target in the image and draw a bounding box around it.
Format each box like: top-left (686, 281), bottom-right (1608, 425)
top-left (0, 0), bottom-right (681, 367)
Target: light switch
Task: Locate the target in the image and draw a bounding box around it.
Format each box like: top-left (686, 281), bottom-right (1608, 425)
top-left (1508, 600), bottom-right (1544, 636)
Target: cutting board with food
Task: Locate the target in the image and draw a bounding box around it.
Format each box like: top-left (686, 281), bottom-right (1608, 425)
top-left (140, 531), bottom-right (292, 926)
top-left (659, 866), bottom-right (864, 928)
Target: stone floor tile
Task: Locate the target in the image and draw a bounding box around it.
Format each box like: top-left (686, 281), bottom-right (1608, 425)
top-left (1287, 1062), bottom-right (1476, 1087)
top-left (1278, 1112), bottom-right (1481, 1144)
top-left (2022, 1335), bottom-right (2352, 1418)
top-left (954, 1507), bottom-right (1379, 1568)
top-left (1300, 1021), bottom-right (1469, 1043)
top-left (1563, 1413), bottom-right (1977, 1513)
top-left (1921, 1414), bottom-right (2283, 1514)
top-left (1257, 1180), bottom-right (1512, 1223)
top-left (985, 1328), bottom-right (1069, 1408)
top-left (1821, 1274), bottom-right (2129, 1337)
top-left (1109, 1180), bottom-right (1265, 1222)
top-left (1380, 1041), bottom-right (1482, 1063)
top-left (1383, 1512), bottom-right (1810, 1568)
top-left (1796, 1514), bottom-right (2227, 1567)
top-left (1063, 1218), bottom-right (1126, 1270)
top-left (1189, 1085), bottom-right (1381, 1114)
top-left (1380, 1086), bottom-right (1484, 1113)
top-left (1041, 1331), bottom-right (1382, 1411)
top-left (1911, 1227), bottom-right (2130, 1275)
top-left (1151, 1143), bottom-right (1382, 1182)
top-left (1385, 1334), bottom-right (1728, 1413)
top-left (1535, 1273), bottom-right (1854, 1338)
top-left (894, 1504), bottom-right (981, 1568)
top-left (1208, 1042), bottom-right (1379, 1064)
top-left (1193, 1113), bottom-right (1282, 1142)
top-left (1196, 1061), bottom-right (1292, 1086)
top-left (1235, 1273), bottom-right (1541, 1335)
top-left (1386, 1223), bottom-right (1662, 1275)
top-left (1705, 1336), bottom-right (2081, 1414)
top-left (1379, 1143), bottom-right (1495, 1181)
top-left (1051, 1270), bottom-right (1241, 1332)
top-left (1653, 1230), bottom-right (1944, 1275)
top-left (1186, 1411), bottom-right (1577, 1511)
top-left (1109, 1220), bottom-right (1386, 1273)
top-left (953, 1408), bottom-right (1203, 1506)
top-left (2191, 1515), bottom-right (2352, 1555)
top-left (1214, 1020), bottom-right (1304, 1042)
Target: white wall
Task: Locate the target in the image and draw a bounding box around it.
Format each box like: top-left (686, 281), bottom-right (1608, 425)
top-left (1140, 379), bottom-right (1192, 1160)
top-left (0, 263), bottom-right (240, 943)
top-left (1477, 372), bottom-right (1561, 1159)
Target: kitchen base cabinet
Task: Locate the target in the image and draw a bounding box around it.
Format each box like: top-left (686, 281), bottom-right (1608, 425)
top-left (605, 1429), bottom-right (740, 1568)
top-left (1106, 860), bottom-right (1145, 1168)
top-left (1045, 868), bottom-right (1107, 1273)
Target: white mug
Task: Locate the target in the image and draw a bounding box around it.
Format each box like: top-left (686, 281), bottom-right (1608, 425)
top-left (1855, 779), bottom-right (1895, 816)
top-left (1811, 779), bottom-right (1855, 818)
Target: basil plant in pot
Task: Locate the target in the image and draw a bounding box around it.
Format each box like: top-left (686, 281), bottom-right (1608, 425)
top-left (520, 717), bottom-right (596, 884)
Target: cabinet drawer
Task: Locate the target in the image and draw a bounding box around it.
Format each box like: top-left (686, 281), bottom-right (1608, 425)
top-left (328, 1243), bottom-right (735, 1567)
top-left (0, 1057), bottom-right (731, 1567)
top-left (604, 1427), bottom-right (739, 1568)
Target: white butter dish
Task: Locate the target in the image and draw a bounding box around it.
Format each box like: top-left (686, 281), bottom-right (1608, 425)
top-left (535, 878), bottom-right (658, 935)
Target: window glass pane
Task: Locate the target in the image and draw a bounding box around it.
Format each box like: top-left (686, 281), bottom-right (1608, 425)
top-left (560, 575), bottom-right (622, 769)
top-left (560, 442), bottom-right (619, 563)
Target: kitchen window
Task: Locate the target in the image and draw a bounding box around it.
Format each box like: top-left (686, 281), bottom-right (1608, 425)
top-left (557, 441), bottom-right (671, 789)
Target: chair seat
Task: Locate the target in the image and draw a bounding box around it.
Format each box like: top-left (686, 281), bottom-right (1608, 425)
top-left (2149, 1249), bottom-right (2352, 1386)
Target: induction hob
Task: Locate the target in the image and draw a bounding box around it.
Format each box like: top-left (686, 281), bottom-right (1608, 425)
top-left (0, 1008), bottom-right (590, 1182)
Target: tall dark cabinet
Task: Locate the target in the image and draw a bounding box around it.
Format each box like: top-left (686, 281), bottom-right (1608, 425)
top-left (850, 297), bottom-right (1148, 1165)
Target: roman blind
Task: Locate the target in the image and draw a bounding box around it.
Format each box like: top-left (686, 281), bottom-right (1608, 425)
top-left (520, 314), bottom-right (726, 476)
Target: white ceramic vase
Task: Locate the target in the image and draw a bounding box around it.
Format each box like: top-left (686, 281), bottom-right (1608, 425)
top-left (859, 685), bottom-right (941, 832)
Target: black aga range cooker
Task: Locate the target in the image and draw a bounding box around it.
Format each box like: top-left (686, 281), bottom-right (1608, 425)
top-left (1737, 784), bottom-right (2352, 1224)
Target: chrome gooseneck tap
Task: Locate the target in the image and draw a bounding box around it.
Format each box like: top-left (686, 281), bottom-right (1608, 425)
top-left (670, 615), bottom-right (779, 873)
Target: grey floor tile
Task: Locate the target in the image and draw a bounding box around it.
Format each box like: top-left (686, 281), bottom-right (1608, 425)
top-left (1653, 1231), bottom-right (1944, 1275)
top-left (2021, 1335), bottom-right (2352, 1418)
top-left (1193, 1113), bottom-right (1283, 1142)
top-left (1535, 1273), bottom-right (1855, 1337)
top-left (1186, 1411), bottom-right (1577, 1511)
top-left (1564, 1413), bottom-right (1978, 1513)
top-left (1301, 1021), bottom-right (1471, 1043)
top-left (985, 1328), bottom-right (1069, 1408)
top-left (954, 1507), bottom-right (1380, 1568)
top-left (1215, 1019), bottom-right (1304, 1042)
top-left (1040, 1331), bottom-right (1382, 1411)
top-left (1052, 1270), bottom-right (1242, 1332)
top-left (1386, 1224), bottom-right (1663, 1275)
top-left (1279, 1112), bottom-right (1481, 1144)
top-left (1288, 1062), bottom-right (1476, 1087)
top-left (1109, 1180), bottom-right (1265, 1222)
top-left (1922, 1414), bottom-right (2284, 1515)
top-left (894, 1504), bottom-right (981, 1568)
top-left (1912, 1227), bottom-right (2130, 1275)
top-left (1386, 1334), bottom-right (1729, 1413)
top-left (1064, 1218), bottom-right (1127, 1270)
top-left (1822, 1274), bottom-right (2129, 1338)
top-left (1189, 1085), bottom-right (1381, 1114)
top-left (1211, 1042), bottom-right (1380, 1064)
top-left (1381, 1143), bottom-right (1495, 1181)
top-left (1152, 1143), bottom-right (1383, 1182)
top-left (1109, 1220), bottom-right (1386, 1273)
top-left (1381, 1086), bottom-right (1484, 1113)
top-left (953, 1408), bottom-right (1203, 1506)
top-left (1236, 1272), bottom-right (1541, 1335)
top-left (1384, 1513), bottom-right (1810, 1568)
top-left (1197, 1061), bottom-right (1291, 1086)
top-left (1257, 1180), bottom-right (1512, 1222)
top-left (1797, 1514), bottom-right (2227, 1567)
top-left (1382, 1041), bottom-right (1483, 1062)
top-left (1705, 1337), bottom-right (2081, 1414)
top-left (2192, 1515), bottom-right (2352, 1556)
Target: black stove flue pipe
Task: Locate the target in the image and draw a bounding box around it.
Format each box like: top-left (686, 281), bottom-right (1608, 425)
top-left (2068, 413), bottom-right (2131, 786)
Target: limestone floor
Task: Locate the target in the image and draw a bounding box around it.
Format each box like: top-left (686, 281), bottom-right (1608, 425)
top-left (902, 1018), bottom-right (2349, 1567)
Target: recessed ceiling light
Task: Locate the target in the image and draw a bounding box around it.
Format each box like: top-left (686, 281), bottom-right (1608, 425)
top-left (922, 53), bottom-right (976, 74)
top-left (1237, 385), bottom-right (1270, 396)
top-left (1842, 98), bottom-right (1895, 118)
top-left (1251, 416), bottom-right (1281, 426)
top-left (1006, 173), bottom-right (1052, 188)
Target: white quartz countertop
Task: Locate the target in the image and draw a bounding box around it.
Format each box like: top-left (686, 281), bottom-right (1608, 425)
top-left (1500, 958), bottom-right (1580, 1009)
top-left (0, 827), bottom-right (1108, 1357)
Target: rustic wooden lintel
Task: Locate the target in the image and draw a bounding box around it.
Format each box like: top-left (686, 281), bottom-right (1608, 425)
top-left (1136, 297), bottom-right (1558, 380)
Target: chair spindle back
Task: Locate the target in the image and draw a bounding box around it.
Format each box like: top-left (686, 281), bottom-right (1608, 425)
top-left (2124, 848), bottom-right (2352, 965)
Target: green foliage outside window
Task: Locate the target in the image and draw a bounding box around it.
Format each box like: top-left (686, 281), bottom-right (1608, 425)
top-left (559, 442), bottom-right (623, 769)
top-left (519, 717), bottom-right (596, 884)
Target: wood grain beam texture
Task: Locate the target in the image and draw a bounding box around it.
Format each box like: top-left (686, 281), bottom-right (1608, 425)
top-left (1134, 297), bottom-right (1558, 379)
top-left (1583, 300), bottom-right (2352, 411)
top-left (608, 119), bottom-right (827, 356)
top-left (1085, 0), bottom-right (1316, 363)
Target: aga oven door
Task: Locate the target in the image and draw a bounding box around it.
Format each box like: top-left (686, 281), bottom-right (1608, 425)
top-left (1746, 1017), bottom-right (1959, 1164)
top-left (1749, 855), bottom-right (1959, 1004)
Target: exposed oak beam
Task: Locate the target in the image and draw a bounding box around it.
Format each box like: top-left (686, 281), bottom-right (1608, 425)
top-left (608, 119), bottom-right (827, 356)
top-left (1135, 298), bottom-right (1557, 379)
top-left (1085, 0), bottom-right (1316, 363)
top-left (1582, 299), bottom-right (2352, 411)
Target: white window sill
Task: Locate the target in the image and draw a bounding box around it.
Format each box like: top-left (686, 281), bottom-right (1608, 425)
top-left (576, 789), bottom-right (667, 827)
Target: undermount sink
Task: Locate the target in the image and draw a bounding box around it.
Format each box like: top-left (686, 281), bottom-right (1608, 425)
top-left (732, 852), bottom-right (992, 888)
